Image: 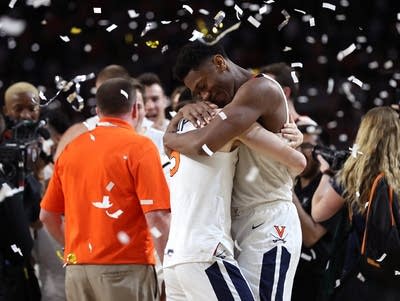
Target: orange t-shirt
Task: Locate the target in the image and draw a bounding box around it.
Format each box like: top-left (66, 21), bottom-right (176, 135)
top-left (41, 117), bottom-right (170, 265)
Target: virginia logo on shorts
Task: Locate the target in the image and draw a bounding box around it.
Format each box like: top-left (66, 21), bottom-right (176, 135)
top-left (271, 225), bottom-right (287, 243)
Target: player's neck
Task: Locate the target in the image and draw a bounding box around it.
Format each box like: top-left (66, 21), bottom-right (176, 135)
top-left (233, 66), bottom-right (253, 92)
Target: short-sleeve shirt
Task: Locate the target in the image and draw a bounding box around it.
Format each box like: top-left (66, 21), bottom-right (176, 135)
top-left (41, 117), bottom-right (170, 265)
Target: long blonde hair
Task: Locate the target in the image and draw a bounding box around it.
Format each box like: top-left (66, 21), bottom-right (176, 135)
top-left (338, 106), bottom-right (400, 214)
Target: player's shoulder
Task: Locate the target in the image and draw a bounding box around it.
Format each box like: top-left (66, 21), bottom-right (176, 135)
top-left (238, 74), bottom-right (282, 99)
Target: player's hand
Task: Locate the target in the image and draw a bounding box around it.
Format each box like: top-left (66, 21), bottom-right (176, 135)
top-left (178, 101), bottom-right (218, 128)
top-left (281, 115), bottom-right (303, 148)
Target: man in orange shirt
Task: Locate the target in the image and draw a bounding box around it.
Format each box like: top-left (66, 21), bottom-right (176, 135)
top-left (40, 78), bottom-right (170, 301)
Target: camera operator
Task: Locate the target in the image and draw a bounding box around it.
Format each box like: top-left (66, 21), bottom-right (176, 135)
top-left (1, 82), bottom-right (44, 300)
top-left (291, 122), bottom-right (346, 301)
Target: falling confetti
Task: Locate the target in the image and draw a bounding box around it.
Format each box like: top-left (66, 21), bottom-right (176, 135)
top-left (140, 199), bottom-right (154, 205)
top-left (10, 244), bottom-right (23, 256)
top-left (93, 7), bottom-right (101, 14)
top-left (189, 30), bottom-right (204, 42)
top-left (337, 43), bottom-right (356, 61)
top-left (234, 4), bottom-right (243, 20)
top-left (327, 78), bottom-right (335, 94)
top-left (182, 4), bottom-right (193, 14)
top-left (89, 134), bottom-right (95, 141)
top-left (145, 40), bottom-right (159, 48)
top-left (120, 89), bottom-right (128, 99)
top-left (161, 45), bottom-right (168, 54)
top-left (291, 71), bottom-right (299, 83)
top-left (59, 35), bottom-right (70, 42)
top-left (278, 10), bottom-right (291, 31)
top-left (294, 9), bottom-right (306, 15)
top-left (0, 183), bottom-right (23, 203)
top-left (291, 62), bottom-right (303, 68)
top-left (8, 0), bottom-right (17, 8)
top-left (248, 16), bottom-right (261, 28)
top-left (106, 24), bottom-right (118, 32)
top-left (199, 9), bottom-right (210, 15)
top-left (322, 3), bottom-right (336, 11)
top-left (349, 144), bottom-right (363, 158)
top-left (309, 17), bottom-right (315, 27)
top-left (106, 182), bottom-right (115, 192)
top-left (141, 22), bottom-right (157, 37)
top-left (128, 10), bottom-right (140, 19)
top-left (347, 75), bottom-right (363, 88)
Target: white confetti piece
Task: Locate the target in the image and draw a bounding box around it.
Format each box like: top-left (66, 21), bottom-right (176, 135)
top-left (8, 0), bottom-right (17, 8)
top-left (321, 34), bottom-right (328, 44)
top-left (123, 155), bottom-right (128, 160)
top-left (245, 166), bottom-right (259, 182)
top-left (189, 30), bottom-right (204, 41)
top-left (90, 134), bottom-right (95, 141)
top-left (169, 111), bottom-right (177, 118)
top-left (259, 5), bottom-right (268, 15)
top-left (0, 183), bottom-right (23, 203)
top-left (218, 111), bottom-right (227, 120)
top-left (368, 61), bottom-right (379, 69)
top-left (336, 14), bottom-right (346, 21)
top-left (161, 20), bottom-right (172, 24)
top-left (93, 7), bottom-right (101, 14)
top-left (92, 196), bottom-right (113, 209)
top-left (301, 252), bottom-right (312, 261)
top-left (128, 9), bottom-right (140, 19)
top-left (106, 209), bottom-right (124, 219)
top-left (247, 16), bottom-right (261, 28)
top-left (384, 60), bottom-right (393, 69)
top-left (106, 24), bottom-right (117, 32)
top-left (161, 44), bottom-right (168, 54)
top-left (120, 89), bottom-right (128, 99)
top-left (327, 121), bottom-right (338, 129)
top-left (26, 0), bottom-right (50, 8)
top-left (347, 75), bottom-right (363, 88)
top-left (376, 253), bottom-right (387, 262)
top-left (338, 134), bottom-right (348, 142)
top-left (322, 2), bottom-right (336, 11)
top-left (182, 4), bottom-right (193, 14)
top-left (291, 71), bottom-right (299, 83)
top-left (140, 199), bottom-right (154, 205)
top-left (11, 244), bottom-right (23, 256)
top-left (278, 10), bottom-right (290, 31)
top-left (337, 43), bottom-right (356, 61)
top-left (389, 79), bottom-right (397, 88)
top-left (291, 62), bottom-right (303, 68)
top-left (395, 270), bottom-right (400, 276)
top-left (335, 279), bottom-right (341, 288)
top-left (59, 35), bottom-right (70, 42)
top-left (202, 144), bottom-right (214, 156)
top-left (199, 9), bottom-right (209, 15)
top-left (106, 182), bottom-right (115, 192)
top-left (150, 227), bottom-right (162, 238)
top-left (117, 231), bottom-right (130, 244)
top-left (266, 0), bottom-right (274, 3)
top-left (310, 249), bottom-right (316, 259)
top-left (309, 17), bottom-right (315, 27)
top-left (357, 272), bottom-right (366, 282)
top-left (88, 242), bottom-right (93, 252)
top-left (398, 13), bottom-right (400, 21)
top-left (283, 46), bottom-right (292, 52)
top-left (327, 78), bottom-right (335, 94)
top-left (234, 4), bottom-right (243, 19)
top-left (349, 144), bottom-right (363, 158)
top-left (294, 9), bottom-right (306, 15)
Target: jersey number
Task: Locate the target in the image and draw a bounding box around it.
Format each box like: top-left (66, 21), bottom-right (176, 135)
top-left (169, 151), bottom-right (180, 177)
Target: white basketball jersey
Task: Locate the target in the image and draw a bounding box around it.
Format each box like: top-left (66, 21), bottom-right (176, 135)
top-left (232, 74), bottom-right (293, 208)
top-left (164, 120), bottom-right (238, 268)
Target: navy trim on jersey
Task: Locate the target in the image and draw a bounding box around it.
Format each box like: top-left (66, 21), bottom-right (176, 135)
top-left (223, 261), bottom-right (255, 301)
top-left (205, 262), bottom-right (235, 301)
top-left (276, 247), bottom-right (291, 301)
top-left (259, 246), bottom-right (277, 301)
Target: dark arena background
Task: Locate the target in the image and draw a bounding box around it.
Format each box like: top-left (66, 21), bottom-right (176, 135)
top-left (0, 0), bottom-right (399, 148)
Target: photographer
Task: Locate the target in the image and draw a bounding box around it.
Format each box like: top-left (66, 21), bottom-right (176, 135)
top-left (1, 82), bottom-right (43, 300)
top-left (311, 107), bottom-right (400, 300)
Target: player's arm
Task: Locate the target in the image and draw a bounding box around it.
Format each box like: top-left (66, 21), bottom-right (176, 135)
top-left (39, 209), bottom-right (64, 245)
top-left (237, 123), bottom-right (306, 176)
top-left (163, 78), bottom-right (283, 156)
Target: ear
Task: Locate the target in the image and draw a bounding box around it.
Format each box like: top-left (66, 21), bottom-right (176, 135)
top-left (282, 86), bottom-right (292, 99)
top-left (212, 54), bottom-right (227, 72)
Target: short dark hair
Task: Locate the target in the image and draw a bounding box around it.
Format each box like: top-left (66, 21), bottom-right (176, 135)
top-left (260, 62), bottom-right (299, 98)
top-left (173, 41), bottom-right (227, 81)
top-left (96, 78), bottom-right (137, 116)
top-left (130, 77), bottom-right (145, 96)
top-left (96, 64), bottom-right (130, 86)
top-left (138, 72), bottom-right (162, 88)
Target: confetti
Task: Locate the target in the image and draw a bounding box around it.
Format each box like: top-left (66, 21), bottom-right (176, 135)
top-left (349, 144), bottom-right (363, 158)
top-left (182, 4), bottom-right (193, 14)
top-left (357, 273), bottom-right (366, 282)
top-left (8, 0), bottom-right (17, 8)
top-left (11, 244), bottom-right (23, 256)
top-left (128, 10), bottom-right (140, 19)
top-left (202, 144), bottom-right (214, 156)
top-left (398, 13), bottom-right (400, 21)
top-left (347, 75), bottom-right (363, 88)
top-left (141, 21), bottom-right (157, 37)
top-left (283, 46), bottom-right (292, 52)
top-left (106, 24), bottom-right (117, 32)
top-left (336, 15), bottom-right (346, 21)
top-left (309, 17), bottom-right (315, 27)
top-left (199, 9), bottom-right (210, 15)
top-left (368, 61), bottom-right (379, 69)
top-left (123, 155), bottom-right (128, 160)
top-left (321, 34), bottom-right (328, 44)
top-left (169, 111), bottom-right (177, 118)
top-left (234, 4), bottom-right (243, 19)
top-left (199, 22), bottom-right (241, 46)
top-left (120, 89), bottom-right (128, 99)
top-left (106, 209), bottom-right (124, 219)
top-left (59, 35), bottom-right (70, 42)
top-left (161, 20), bottom-right (172, 24)
top-left (150, 227), bottom-right (162, 238)
top-left (291, 62), bottom-right (303, 68)
top-left (322, 3), bottom-right (336, 11)
top-left (294, 9), bottom-right (306, 15)
top-left (88, 242), bottom-right (93, 252)
top-left (337, 43), bottom-right (356, 61)
top-left (92, 196), bottom-right (113, 209)
top-left (278, 10), bottom-right (290, 31)
top-left (140, 199), bottom-right (154, 205)
top-left (145, 40), bottom-right (159, 48)
top-left (259, 5), bottom-right (269, 15)
top-left (26, 0), bottom-right (50, 7)
top-left (117, 231), bottom-right (130, 244)
top-left (189, 30), bottom-right (204, 42)
top-left (93, 7), bottom-right (101, 14)
top-left (327, 121), bottom-right (338, 129)
top-left (161, 45), bottom-right (168, 54)
top-left (291, 71), bottom-right (299, 83)
top-left (376, 253), bottom-right (387, 262)
top-left (327, 78), bottom-right (335, 94)
top-left (214, 11), bottom-right (226, 27)
top-left (106, 182), bottom-right (115, 192)
top-left (66, 253), bottom-right (77, 264)
top-left (218, 111), bottom-right (227, 120)
top-left (384, 60), bottom-right (393, 69)
top-left (265, 0), bottom-right (274, 3)
top-left (301, 253), bottom-right (312, 261)
top-left (70, 27), bottom-right (81, 34)
top-left (90, 134), bottom-right (95, 141)
top-left (245, 166), bottom-right (259, 182)
top-left (335, 279), bottom-right (341, 288)
top-left (247, 16), bottom-right (261, 28)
